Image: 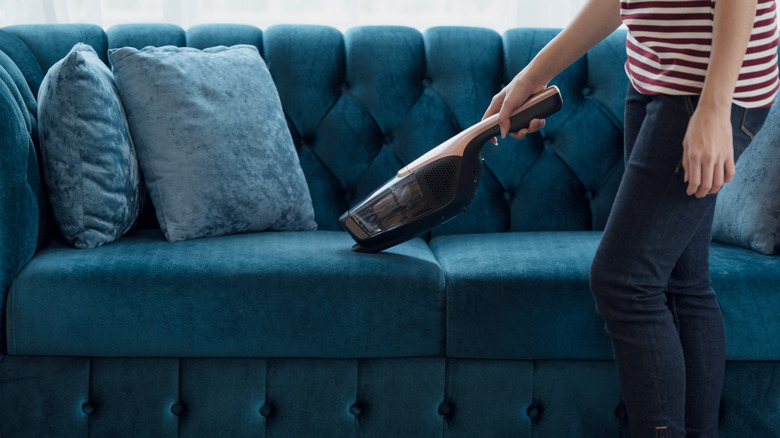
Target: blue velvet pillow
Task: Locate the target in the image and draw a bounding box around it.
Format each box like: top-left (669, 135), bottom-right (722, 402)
top-left (109, 45), bottom-right (317, 242)
top-left (37, 43), bottom-right (142, 249)
top-left (712, 103), bottom-right (780, 255)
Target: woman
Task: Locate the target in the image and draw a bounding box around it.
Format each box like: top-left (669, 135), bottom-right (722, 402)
top-left (483, 0), bottom-right (779, 436)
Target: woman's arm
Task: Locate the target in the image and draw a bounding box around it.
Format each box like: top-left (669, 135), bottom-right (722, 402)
top-left (683, 0), bottom-right (758, 197)
top-left (483, 0), bottom-right (622, 139)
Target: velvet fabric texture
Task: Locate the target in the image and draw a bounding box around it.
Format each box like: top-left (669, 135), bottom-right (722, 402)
top-left (2, 24), bottom-right (109, 73)
top-left (432, 232), bottom-right (780, 361)
top-left (430, 232), bottom-right (613, 360)
top-left (109, 44), bottom-right (316, 242)
top-left (0, 29), bottom-right (45, 96)
top-left (254, 26), bottom-right (628, 234)
top-left (712, 102), bottom-right (780, 255)
top-left (0, 51), bottom-right (41, 356)
top-left (8, 230), bottom-right (443, 357)
top-left (3, 356), bottom-right (778, 437)
top-left (97, 25), bottom-right (629, 235)
top-left (0, 49), bottom-right (37, 121)
top-left (37, 43), bottom-right (142, 249)
top-left (0, 47), bottom-right (47, 250)
top-left (106, 23), bottom-right (185, 51)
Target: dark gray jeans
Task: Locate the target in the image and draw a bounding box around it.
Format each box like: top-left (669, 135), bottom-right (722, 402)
top-left (590, 85), bottom-right (770, 438)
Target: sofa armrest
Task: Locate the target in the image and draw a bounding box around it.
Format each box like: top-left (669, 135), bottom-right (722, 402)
top-left (0, 76), bottom-right (41, 356)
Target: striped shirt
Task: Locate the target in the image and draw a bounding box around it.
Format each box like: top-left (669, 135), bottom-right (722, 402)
top-left (621, 0), bottom-right (780, 108)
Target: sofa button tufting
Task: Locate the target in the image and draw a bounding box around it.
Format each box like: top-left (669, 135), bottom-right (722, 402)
top-left (543, 138), bottom-right (553, 148)
top-left (438, 401), bottom-right (452, 417)
top-left (526, 405), bottom-right (541, 420)
top-left (341, 82), bottom-right (351, 93)
top-left (383, 135), bottom-right (393, 145)
top-left (349, 403), bottom-right (363, 416)
top-left (171, 403), bottom-right (184, 416)
top-left (82, 403), bottom-right (95, 415)
top-left (583, 86), bottom-right (592, 96)
top-left (422, 77), bottom-right (432, 87)
top-left (260, 402), bottom-right (274, 418)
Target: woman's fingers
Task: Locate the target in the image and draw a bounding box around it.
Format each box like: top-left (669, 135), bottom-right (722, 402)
top-left (508, 118), bottom-right (546, 140)
top-left (482, 90), bottom-right (506, 121)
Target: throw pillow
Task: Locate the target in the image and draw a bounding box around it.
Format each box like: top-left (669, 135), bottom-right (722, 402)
top-left (37, 43), bottom-right (142, 249)
top-left (109, 44), bottom-right (317, 242)
top-left (712, 103), bottom-right (780, 255)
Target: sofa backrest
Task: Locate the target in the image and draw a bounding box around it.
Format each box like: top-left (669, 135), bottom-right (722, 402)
top-left (0, 23), bottom-right (629, 246)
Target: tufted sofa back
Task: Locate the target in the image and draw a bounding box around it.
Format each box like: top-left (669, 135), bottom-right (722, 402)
top-left (0, 23), bottom-right (628, 244)
top-left (263, 25), bottom-right (629, 234)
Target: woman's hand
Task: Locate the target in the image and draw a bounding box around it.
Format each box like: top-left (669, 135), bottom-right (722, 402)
top-left (482, 73), bottom-right (548, 143)
top-left (682, 104), bottom-right (735, 198)
top-left (681, 0), bottom-right (756, 198)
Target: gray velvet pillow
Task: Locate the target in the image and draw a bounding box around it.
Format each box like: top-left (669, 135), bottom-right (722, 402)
top-left (37, 43), bottom-right (142, 249)
top-left (109, 44), bottom-right (316, 242)
top-left (712, 103), bottom-right (780, 255)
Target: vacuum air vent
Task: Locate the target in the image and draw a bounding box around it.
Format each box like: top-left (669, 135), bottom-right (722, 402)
top-left (420, 157), bottom-right (458, 203)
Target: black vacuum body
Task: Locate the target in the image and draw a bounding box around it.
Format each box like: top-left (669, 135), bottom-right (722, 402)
top-left (340, 86), bottom-right (563, 253)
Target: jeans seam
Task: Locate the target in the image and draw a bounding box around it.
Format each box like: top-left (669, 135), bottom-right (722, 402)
top-left (740, 108), bottom-right (755, 140)
top-left (668, 292), bottom-right (680, 331)
top-left (666, 96), bottom-right (694, 196)
top-left (683, 95), bottom-right (695, 117)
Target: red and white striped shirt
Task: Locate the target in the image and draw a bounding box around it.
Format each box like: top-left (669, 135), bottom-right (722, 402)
top-left (621, 0), bottom-right (780, 108)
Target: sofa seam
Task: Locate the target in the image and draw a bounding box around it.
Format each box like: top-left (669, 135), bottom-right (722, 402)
top-left (442, 356), bottom-right (451, 436)
top-left (177, 358), bottom-right (182, 438)
top-left (354, 358), bottom-right (362, 436)
top-left (428, 244), bottom-right (449, 358)
top-left (542, 100), bottom-right (594, 187)
top-left (530, 359), bottom-right (539, 419)
top-left (587, 87), bottom-right (625, 132)
top-left (7, 281), bottom-right (17, 354)
top-left (264, 358), bottom-right (270, 436)
top-left (86, 357), bottom-right (92, 435)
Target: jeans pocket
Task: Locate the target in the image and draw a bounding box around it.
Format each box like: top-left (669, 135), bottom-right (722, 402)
top-left (683, 95), bottom-right (696, 117)
top-left (663, 96), bottom-right (695, 198)
top-left (664, 157), bottom-right (690, 198)
top-left (734, 106), bottom-right (771, 161)
top-left (740, 107), bottom-right (769, 140)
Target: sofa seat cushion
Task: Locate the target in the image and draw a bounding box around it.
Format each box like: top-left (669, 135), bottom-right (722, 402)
top-left (709, 242), bottom-right (780, 360)
top-left (432, 232), bottom-right (780, 361)
top-left (431, 231), bottom-right (613, 360)
top-left (7, 230), bottom-right (445, 358)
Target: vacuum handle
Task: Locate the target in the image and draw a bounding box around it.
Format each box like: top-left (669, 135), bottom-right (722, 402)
top-left (509, 86), bottom-right (563, 133)
top-left (398, 86), bottom-right (562, 177)
top-left (480, 86), bottom-right (563, 144)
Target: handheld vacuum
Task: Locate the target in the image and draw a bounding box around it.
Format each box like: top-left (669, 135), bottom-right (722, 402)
top-left (339, 86), bottom-right (563, 253)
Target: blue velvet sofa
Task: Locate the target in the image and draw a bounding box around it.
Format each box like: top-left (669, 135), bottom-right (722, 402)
top-left (1, 23), bottom-right (779, 437)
